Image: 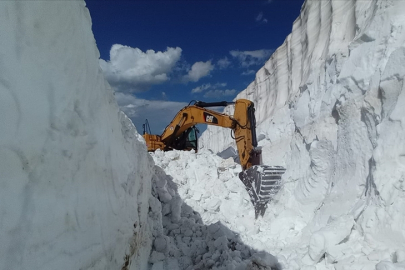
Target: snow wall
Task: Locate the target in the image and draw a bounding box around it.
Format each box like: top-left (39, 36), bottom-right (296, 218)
top-left (200, 0), bottom-right (405, 268)
top-left (0, 2), bottom-right (154, 269)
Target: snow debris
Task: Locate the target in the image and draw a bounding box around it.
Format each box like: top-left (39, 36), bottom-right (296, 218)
top-left (148, 150), bottom-right (282, 270)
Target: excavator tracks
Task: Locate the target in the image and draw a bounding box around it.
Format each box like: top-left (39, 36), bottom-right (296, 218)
top-left (239, 165), bottom-right (286, 219)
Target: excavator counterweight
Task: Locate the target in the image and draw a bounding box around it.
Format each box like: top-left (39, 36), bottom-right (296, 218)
top-left (143, 99), bottom-right (286, 218)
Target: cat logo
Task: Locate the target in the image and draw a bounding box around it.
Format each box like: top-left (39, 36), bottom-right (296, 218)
top-left (203, 112), bottom-right (218, 124)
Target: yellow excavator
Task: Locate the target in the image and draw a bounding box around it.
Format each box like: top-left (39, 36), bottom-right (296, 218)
top-left (143, 99), bottom-right (285, 218)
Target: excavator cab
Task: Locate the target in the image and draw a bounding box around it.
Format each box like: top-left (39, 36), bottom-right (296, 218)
top-left (187, 126), bottom-right (199, 149)
top-left (173, 126), bottom-right (199, 151)
top-left (142, 99), bottom-right (286, 218)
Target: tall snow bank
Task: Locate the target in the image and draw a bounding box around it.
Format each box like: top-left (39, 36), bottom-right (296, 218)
top-left (200, 0), bottom-right (405, 269)
top-left (0, 2), bottom-right (153, 269)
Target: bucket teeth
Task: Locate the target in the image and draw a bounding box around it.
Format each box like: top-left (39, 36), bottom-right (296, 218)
top-left (239, 165), bottom-right (286, 219)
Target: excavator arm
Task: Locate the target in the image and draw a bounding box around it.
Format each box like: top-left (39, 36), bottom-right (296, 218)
top-left (143, 99), bottom-right (286, 218)
top-left (156, 99), bottom-right (259, 170)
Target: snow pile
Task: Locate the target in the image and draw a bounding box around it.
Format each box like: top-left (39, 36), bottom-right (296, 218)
top-left (149, 146), bottom-right (405, 269)
top-left (148, 150), bottom-right (282, 270)
top-left (0, 2), bottom-right (154, 269)
top-left (198, 0), bottom-right (405, 269)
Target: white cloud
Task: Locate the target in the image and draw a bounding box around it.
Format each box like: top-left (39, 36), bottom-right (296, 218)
top-left (191, 82), bottom-right (227, 94)
top-left (183, 60), bottom-right (214, 82)
top-left (114, 92), bottom-right (187, 133)
top-left (203, 89), bottom-right (237, 98)
top-left (255, 12), bottom-right (268, 24)
top-left (217, 57), bottom-right (231, 69)
top-left (100, 44), bottom-right (182, 93)
top-left (230, 49), bottom-right (272, 67)
top-left (191, 83), bottom-right (212, 94)
top-left (256, 12), bottom-right (264, 22)
top-left (241, 69), bottom-right (256, 76)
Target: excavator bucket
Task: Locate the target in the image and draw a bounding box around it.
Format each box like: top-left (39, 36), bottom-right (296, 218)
top-left (239, 165), bottom-right (286, 219)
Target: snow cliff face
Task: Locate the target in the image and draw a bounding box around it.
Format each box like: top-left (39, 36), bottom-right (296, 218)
top-left (0, 2), bottom-right (153, 270)
top-left (199, 0), bottom-right (405, 268)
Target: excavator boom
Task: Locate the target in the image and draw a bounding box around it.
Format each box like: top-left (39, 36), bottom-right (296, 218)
top-left (143, 99), bottom-right (286, 218)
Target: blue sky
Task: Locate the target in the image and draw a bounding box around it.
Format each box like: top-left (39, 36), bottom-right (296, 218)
top-left (86, 0), bottom-right (303, 134)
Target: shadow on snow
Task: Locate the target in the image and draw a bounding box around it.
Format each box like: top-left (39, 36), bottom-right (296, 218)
top-left (148, 165), bottom-right (282, 270)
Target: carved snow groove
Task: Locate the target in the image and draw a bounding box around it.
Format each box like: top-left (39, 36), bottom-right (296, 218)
top-left (360, 107), bottom-right (379, 148)
top-left (295, 140), bottom-right (334, 204)
top-left (365, 157), bottom-right (380, 197)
